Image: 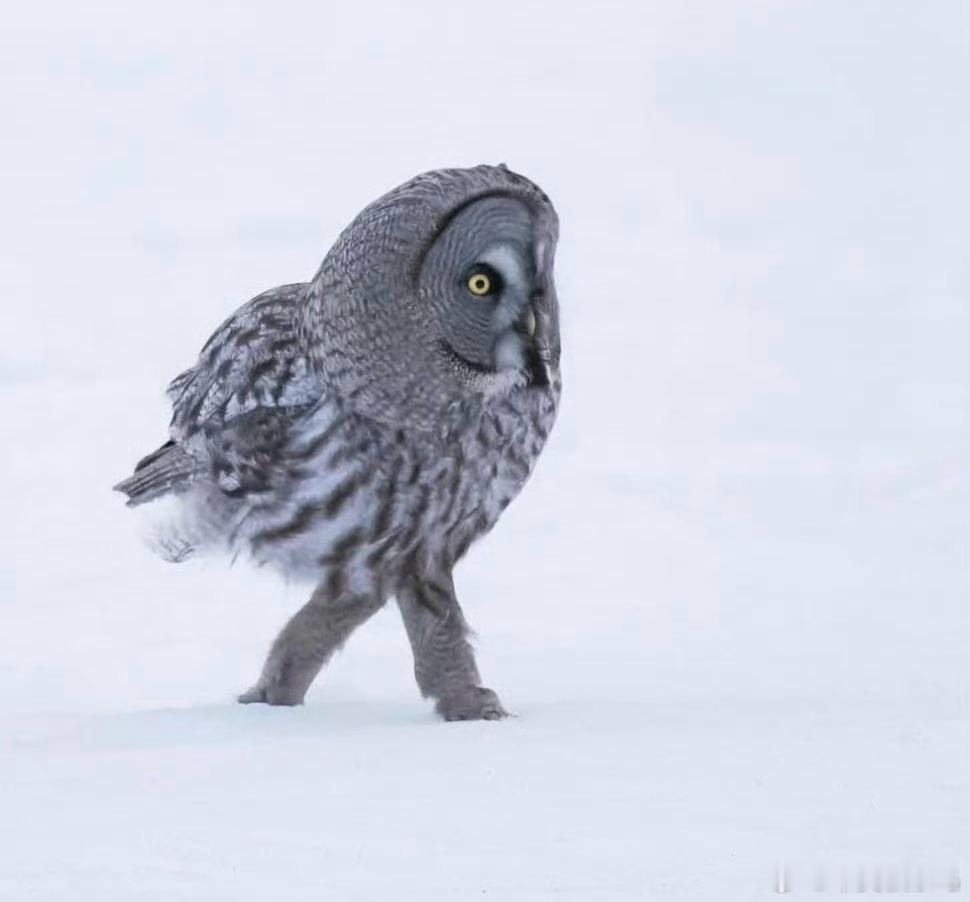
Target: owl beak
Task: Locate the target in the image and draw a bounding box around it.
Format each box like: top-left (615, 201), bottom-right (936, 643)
top-left (521, 304), bottom-right (537, 338)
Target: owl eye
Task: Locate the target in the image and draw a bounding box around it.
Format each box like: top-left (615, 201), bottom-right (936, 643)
top-left (465, 265), bottom-right (501, 298)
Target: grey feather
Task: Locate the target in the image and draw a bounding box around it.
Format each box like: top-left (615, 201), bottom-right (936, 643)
top-left (114, 440), bottom-right (198, 506)
top-left (166, 282), bottom-right (318, 440)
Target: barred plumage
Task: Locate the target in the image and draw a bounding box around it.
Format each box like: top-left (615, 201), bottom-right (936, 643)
top-left (116, 164), bottom-right (561, 720)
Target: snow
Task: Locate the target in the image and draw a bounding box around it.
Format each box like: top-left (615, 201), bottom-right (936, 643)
top-left (1, 2), bottom-right (967, 899)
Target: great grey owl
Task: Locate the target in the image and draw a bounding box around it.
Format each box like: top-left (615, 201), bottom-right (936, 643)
top-left (116, 164), bottom-right (561, 721)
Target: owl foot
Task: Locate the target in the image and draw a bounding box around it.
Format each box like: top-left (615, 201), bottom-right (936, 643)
top-left (434, 687), bottom-right (509, 722)
top-left (237, 679), bottom-right (306, 706)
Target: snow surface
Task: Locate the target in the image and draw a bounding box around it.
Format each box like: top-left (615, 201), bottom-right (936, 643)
top-left (1, 2), bottom-right (968, 899)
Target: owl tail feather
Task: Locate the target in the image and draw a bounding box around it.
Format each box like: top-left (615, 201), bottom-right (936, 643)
top-left (114, 440), bottom-right (197, 507)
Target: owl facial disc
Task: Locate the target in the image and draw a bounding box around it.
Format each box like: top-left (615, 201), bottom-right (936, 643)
top-left (305, 164), bottom-right (559, 428)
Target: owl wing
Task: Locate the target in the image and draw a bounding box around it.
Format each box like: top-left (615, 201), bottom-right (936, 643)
top-left (116, 283), bottom-right (322, 506)
top-left (167, 283), bottom-right (319, 440)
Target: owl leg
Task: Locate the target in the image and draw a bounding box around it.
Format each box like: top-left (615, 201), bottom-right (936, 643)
top-left (238, 581), bottom-right (383, 706)
top-left (396, 570), bottom-right (508, 721)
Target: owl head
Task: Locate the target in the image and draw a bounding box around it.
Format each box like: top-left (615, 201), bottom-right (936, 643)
top-left (304, 165), bottom-right (560, 429)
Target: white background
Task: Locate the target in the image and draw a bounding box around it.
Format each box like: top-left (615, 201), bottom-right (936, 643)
top-left (1, 2), bottom-right (967, 899)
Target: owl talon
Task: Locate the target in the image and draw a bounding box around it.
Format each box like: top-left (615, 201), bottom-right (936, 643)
top-left (435, 687), bottom-right (509, 722)
top-left (237, 681), bottom-right (305, 706)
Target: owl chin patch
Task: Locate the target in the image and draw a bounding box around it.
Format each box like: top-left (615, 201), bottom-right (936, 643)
top-left (523, 346), bottom-right (549, 388)
top-left (493, 330), bottom-right (526, 372)
top-left (440, 331), bottom-right (541, 389)
top-left (495, 330), bottom-right (547, 388)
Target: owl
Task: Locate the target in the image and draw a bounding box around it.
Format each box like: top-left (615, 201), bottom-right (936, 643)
top-left (116, 164), bottom-right (561, 721)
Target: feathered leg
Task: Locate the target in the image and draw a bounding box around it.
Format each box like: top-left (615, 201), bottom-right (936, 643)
top-left (396, 568), bottom-right (507, 721)
top-left (239, 580), bottom-right (384, 706)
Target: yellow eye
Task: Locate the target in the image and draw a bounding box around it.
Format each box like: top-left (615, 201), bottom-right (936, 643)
top-left (467, 272), bottom-right (491, 296)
